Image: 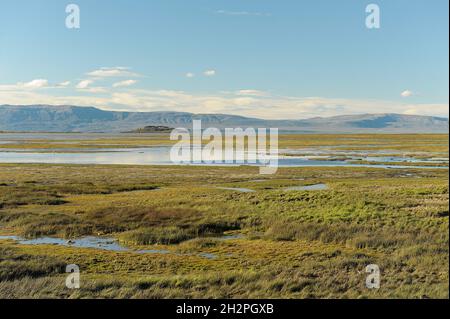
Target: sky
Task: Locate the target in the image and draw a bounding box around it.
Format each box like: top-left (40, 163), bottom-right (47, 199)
top-left (0, 0), bottom-right (448, 119)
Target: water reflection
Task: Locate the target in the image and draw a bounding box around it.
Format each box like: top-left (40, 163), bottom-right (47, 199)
top-left (0, 235), bottom-right (226, 260)
top-left (0, 147), bottom-right (447, 169)
top-left (284, 183), bottom-right (329, 191)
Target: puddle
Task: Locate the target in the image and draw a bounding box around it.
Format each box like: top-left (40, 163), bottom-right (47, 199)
top-left (198, 253), bottom-right (218, 260)
top-left (0, 235), bottom-right (129, 251)
top-left (284, 183), bottom-right (328, 191)
top-left (0, 235), bottom-right (221, 260)
top-left (216, 187), bottom-right (256, 193)
top-left (0, 235), bottom-right (19, 240)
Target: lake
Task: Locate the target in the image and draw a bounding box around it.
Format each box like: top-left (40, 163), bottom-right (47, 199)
top-left (0, 133), bottom-right (447, 169)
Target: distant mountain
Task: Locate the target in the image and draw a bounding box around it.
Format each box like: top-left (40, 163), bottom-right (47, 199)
top-left (0, 105), bottom-right (448, 133)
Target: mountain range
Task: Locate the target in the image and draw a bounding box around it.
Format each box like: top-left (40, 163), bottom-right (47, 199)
top-left (0, 105), bottom-right (448, 133)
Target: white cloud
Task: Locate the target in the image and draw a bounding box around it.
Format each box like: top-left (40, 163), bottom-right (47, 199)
top-left (235, 89), bottom-right (269, 97)
top-left (87, 67), bottom-right (140, 78)
top-left (401, 90), bottom-right (414, 97)
top-left (185, 72), bottom-right (195, 78)
top-left (403, 108), bottom-right (420, 115)
top-left (0, 79), bottom-right (448, 119)
top-left (0, 79), bottom-right (49, 91)
top-left (0, 90), bottom-right (110, 107)
top-left (57, 81), bottom-right (71, 88)
top-left (21, 79), bottom-right (49, 89)
top-left (233, 97), bottom-right (259, 106)
top-left (82, 87), bottom-right (108, 94)
top-left (204, 69), bottom-right (216, 77)
top-left (112, 80), bottom-right (137, 88)
top-left (76, 80), bottom-right (94, 89)
top-left (102, 90), bottom-right (449, 119)
top-left (75, 80), bottom-right (106, 93)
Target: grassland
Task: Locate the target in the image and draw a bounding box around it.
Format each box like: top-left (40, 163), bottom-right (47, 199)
top-left (0, 134), bottom-right (448, 299)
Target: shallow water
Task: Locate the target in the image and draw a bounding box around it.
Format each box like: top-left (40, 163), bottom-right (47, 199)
top-left (219, 234), bottom-right (245, 240)
top-left (0, 147), bottom-right (173, 165)
top-left (0, 133), bottom-right (447, 169)
top-left (284, 183), bottom-right (329, 191)
top-left (357, 156), bottom-right (448, 164)
top-left (216, 187), bottom-right (256, 193)
top-left (198, 253), bottom-right (218, 260)
top-left (0, 133), bottom-right (154, 140)
top-left (0, 148), bottom-right (446, 169)
top-left (0, 235), bottom-right (129, 252)
top-left (283, 148), bottom-right (449, 160)
top-left (0, 235), bottom-right (234, 259)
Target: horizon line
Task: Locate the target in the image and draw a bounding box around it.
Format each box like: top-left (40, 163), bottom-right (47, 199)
top-left (1, 104), bottom-right (449, 121)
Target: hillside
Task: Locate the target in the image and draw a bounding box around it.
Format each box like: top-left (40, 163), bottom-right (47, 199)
top-left (0, 105), bottom-right (448, 133)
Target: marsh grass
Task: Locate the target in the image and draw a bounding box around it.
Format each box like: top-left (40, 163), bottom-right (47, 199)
top-left (120, 220), bottom-right (240, 245)
top-left (0, 139), bottom-right (448, 299)
top-left (1, 134), bottom-right (448, 153)
top-left (0, 246), bottom-right (66, 281)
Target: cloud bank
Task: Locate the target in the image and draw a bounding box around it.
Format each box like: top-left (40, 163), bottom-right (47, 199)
top-left (0, 69), bottom-right (448, 119)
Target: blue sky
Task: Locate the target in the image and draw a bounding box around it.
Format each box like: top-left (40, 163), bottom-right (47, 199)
top-left (0, 0), bottom-right (448, 119)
